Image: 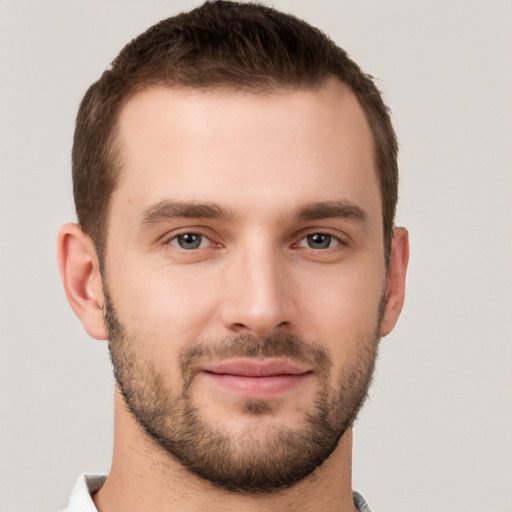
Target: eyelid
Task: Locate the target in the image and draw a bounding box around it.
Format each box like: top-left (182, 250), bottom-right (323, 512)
top-left (292, 228), bottom-right (349, 248)
top-left (296, 235), bottom-right (339, 250)
top-left (161, 227), bottom-right (221, 249)
top-left (168, 233), bottom-right (209, 249)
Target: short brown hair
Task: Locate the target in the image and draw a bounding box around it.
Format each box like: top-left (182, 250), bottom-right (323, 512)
top-left (73, 0), bottom-right (398, 261)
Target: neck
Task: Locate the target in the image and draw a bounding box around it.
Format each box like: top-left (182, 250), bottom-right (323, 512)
top-left (94, 390), bottom-right (358, 512)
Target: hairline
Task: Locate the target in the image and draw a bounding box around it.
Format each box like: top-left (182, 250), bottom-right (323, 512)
top-left (97, 77), bottom-right (389, 267)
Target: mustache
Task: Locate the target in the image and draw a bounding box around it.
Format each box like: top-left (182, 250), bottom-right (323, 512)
top-left (179, 332), bottom-right (333, 374)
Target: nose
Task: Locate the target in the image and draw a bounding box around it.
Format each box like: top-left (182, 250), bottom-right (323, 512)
top-left (220, 245), bottom-right (299, 337)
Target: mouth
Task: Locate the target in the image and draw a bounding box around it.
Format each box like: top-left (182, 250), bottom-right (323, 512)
top-left (200, 359), bottom-right (313, 399)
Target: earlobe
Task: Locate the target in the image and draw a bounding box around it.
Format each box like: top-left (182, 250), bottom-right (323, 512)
top-left (57, 223), bottom-right (108, 340)
top-left (380, 227), bottom-right (409, 337)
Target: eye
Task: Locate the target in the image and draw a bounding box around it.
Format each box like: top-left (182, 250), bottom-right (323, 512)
top-left (297, 233), bottom-right (340, 250)
top-left (169, 233), bottom-right (209, 250)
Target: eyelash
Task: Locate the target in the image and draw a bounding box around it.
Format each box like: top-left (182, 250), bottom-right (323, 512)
top-left (164, 230), bottom-right (346, 252)
top-left (294, 232), bottom-right (342, 250)
top-left (166, 232), bottom-right (218, 250)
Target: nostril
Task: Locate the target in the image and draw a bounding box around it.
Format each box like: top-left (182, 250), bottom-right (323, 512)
top-left (232, 322), bottom-right (250, 331)
top-left (228, 320), bottom-right (290, 337)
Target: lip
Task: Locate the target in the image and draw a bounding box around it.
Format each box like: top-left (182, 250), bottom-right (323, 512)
top-left (202, 359), bottom-right (310, 377)
top-left (200, 359), bottom-right (312, 399)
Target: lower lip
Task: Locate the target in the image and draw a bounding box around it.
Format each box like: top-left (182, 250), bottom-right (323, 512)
top-left (202, 372), bottom-right (311, 399)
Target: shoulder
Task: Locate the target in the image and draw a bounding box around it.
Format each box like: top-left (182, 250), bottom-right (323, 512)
top-left (353, 490), bottom-right (373, 512)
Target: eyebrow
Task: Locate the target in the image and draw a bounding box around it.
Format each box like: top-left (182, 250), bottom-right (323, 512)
top-left (139, 200), bottom-right (234, 227)
top-left (138, 199), bottom-right (367, 228)
top-left (294, 201), bottom-right (368, 223)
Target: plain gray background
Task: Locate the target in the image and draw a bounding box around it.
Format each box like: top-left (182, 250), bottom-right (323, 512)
top-left (1, 1), bottom-right (511, 511)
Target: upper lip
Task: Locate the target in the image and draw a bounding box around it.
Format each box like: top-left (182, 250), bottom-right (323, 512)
top-left (201, 359), bottom-right (311, 377)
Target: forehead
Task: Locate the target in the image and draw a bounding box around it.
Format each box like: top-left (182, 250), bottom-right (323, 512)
top-left (112, 80), bottom-right (380, 224)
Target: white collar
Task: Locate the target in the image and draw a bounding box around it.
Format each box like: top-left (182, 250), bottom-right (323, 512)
top-left (62, 474), bottom-right (371, 511)
top-left (63, 474), bottom-right (106, 512)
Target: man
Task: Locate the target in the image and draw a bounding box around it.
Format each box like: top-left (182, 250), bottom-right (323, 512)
top-left (57, 1), bottom-right (408, 511)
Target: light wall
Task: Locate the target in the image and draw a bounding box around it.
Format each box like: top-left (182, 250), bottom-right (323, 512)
top-left (0, 1), bottom-right (510, 511)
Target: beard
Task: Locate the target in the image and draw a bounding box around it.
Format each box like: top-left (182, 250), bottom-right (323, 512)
top-left (103, 287), bottom-right (382, 494)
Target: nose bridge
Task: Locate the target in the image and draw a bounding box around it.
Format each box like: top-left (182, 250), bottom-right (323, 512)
top-left (221, 235), bottom-right (296, 336)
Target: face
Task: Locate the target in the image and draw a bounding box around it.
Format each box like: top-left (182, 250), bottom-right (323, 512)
top-left (103, 81), bottom-right (389, 492)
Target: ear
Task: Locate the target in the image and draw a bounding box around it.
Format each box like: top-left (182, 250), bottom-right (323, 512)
top-left (57, 223), bottom-right (107, 340)
top-left (380, 227), bottom-right (409, 337)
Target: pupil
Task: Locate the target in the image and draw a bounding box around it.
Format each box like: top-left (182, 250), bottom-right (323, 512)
top-left (179, 234), bottom-right (201, 249)
top-left (308, 233), bottom-right (330, 249)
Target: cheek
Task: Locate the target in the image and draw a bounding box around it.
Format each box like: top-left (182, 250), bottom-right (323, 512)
top-left (108, 259), bottom-right (220, 343)
top-left (295, 260), bottom-right (385, 357)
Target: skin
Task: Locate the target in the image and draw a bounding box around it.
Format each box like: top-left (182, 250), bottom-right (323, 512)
top-left (58, 78), bottom-right (409, 512)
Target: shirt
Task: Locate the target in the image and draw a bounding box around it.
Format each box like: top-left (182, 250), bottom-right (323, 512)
top-left (62, 474), bottom-right (373, 511)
